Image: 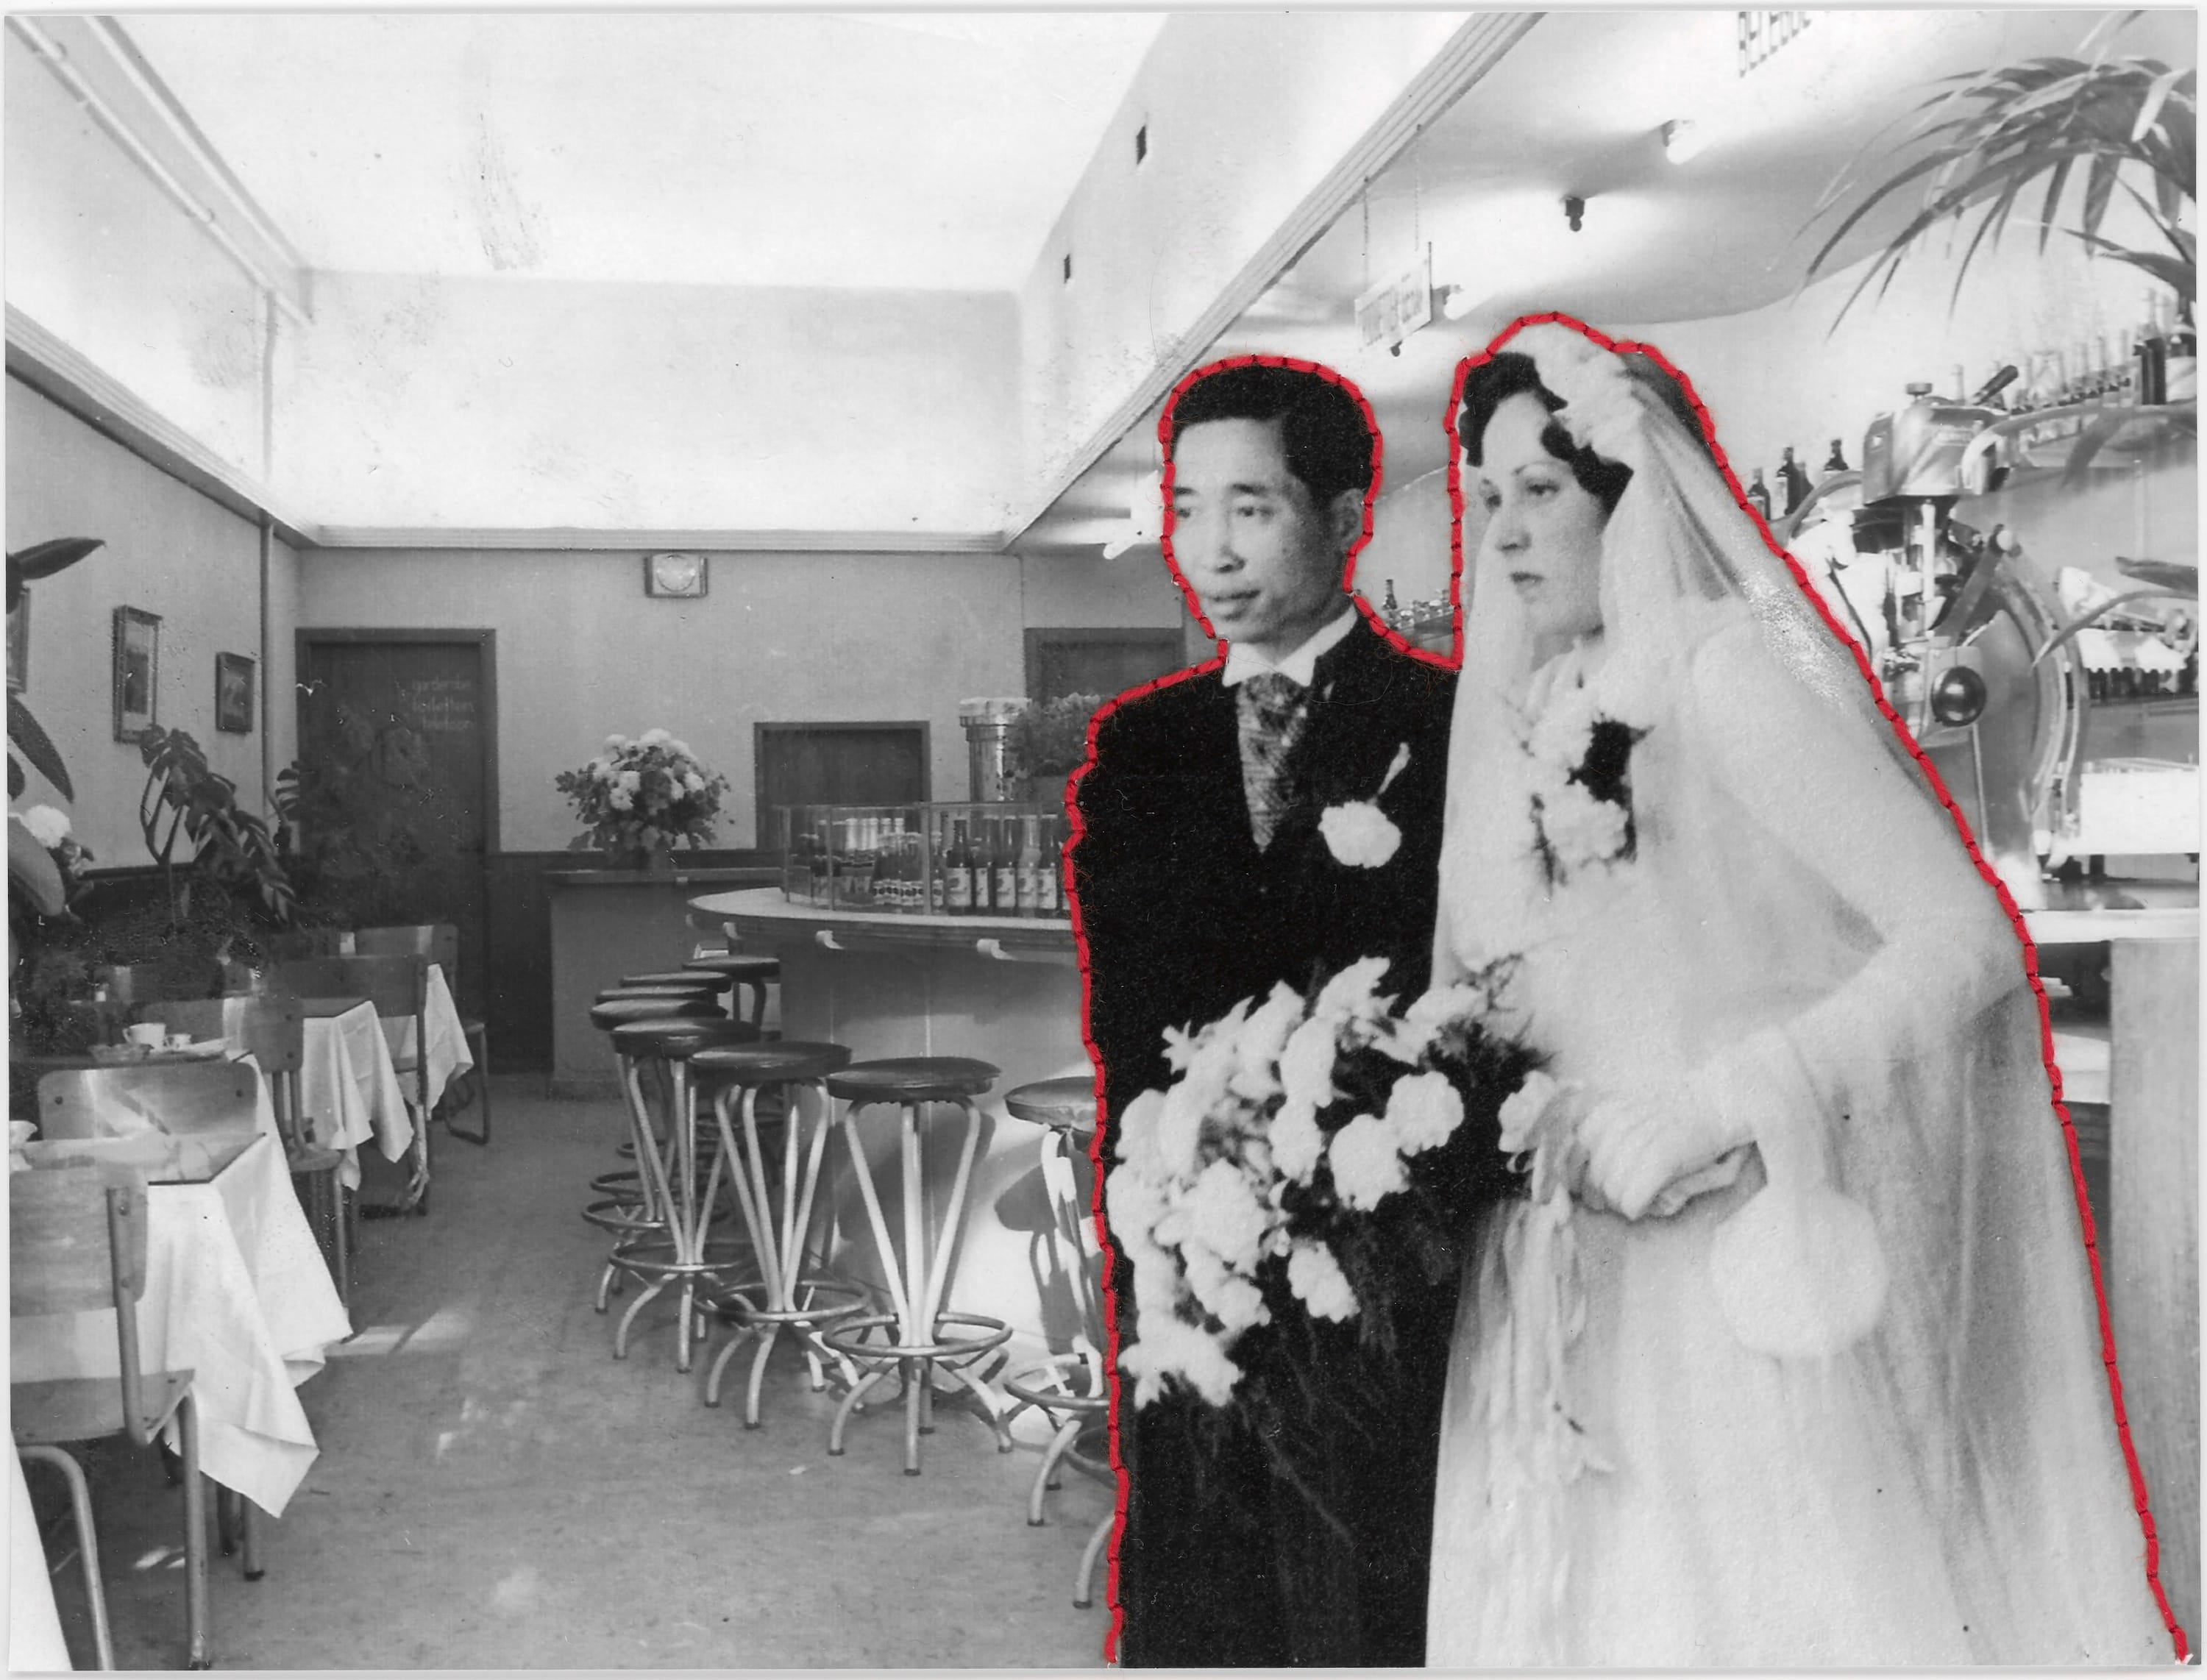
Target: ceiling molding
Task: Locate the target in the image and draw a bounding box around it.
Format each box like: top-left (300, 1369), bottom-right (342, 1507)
top-left (1007, 10), bottom-right (1539, 542)
top-left (6, 305), bottom-right (324, 549)
top-left (304, 527), bottom-right (1013, 556)
top-left (8, 15), bottom-right (311, 323)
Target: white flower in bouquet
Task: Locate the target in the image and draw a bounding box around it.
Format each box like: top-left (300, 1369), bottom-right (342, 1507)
top-left (1538, 783), bottom-right (1630, 869)
top-left (1112, 1089), bottom-right (1170, 1179)
top-left (1268, 1100), bottom-right (1326, 1186)
top-left (18, 805), bottom-right (71, 849)
top-left (605, 734), bottom-right (628, 750)
top-left (1527, 682), bottom-right (1599, 769)
top-left (1383, 1070), bottom-right (1465, 1154)
top-left (1184, 1157), bottom-right (1272, 1274)
top-left (1329, 1112), bottom-right (1409, 1210)
top-left (1184, 1246), bottom-right (1270, 1332)
top-left (619, 769), bottom-right (642, 793)
top-left (1279, 1017), bottom-right (1339, 1112)
top-left (639, 727), bottom-right (671, 747)
top-left (1230, 983), bottom-right (1304, 1102)
top-left (1287, 1239), bottom-right (1360, 1323)
top-left (1120, 1317), bottom-right (1243, 1409)
top-left (608, 787), bottom-right (633, 811)
top-left (682, 770), bottom-right (706, 795)
top-left (1318, 800), bottom-right (1401, 868)
top-left (1313, 955), bottom-right (1393, 1027)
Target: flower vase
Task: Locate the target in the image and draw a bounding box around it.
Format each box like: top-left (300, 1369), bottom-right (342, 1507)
top-left (643, 841), bottom-right (675, 875)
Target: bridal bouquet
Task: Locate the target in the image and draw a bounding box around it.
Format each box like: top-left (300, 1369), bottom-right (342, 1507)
top-left (1108, 956), bottom-right (1538, 1419)
top-left (555, 730), bottom-right (729, 857)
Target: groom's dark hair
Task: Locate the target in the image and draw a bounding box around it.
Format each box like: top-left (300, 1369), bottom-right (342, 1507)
top-left (1167, 362), bottom-right (1375, 507)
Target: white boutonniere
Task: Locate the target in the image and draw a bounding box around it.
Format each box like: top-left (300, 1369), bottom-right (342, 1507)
top-left (1319, 742), bottom-right (1411, 868)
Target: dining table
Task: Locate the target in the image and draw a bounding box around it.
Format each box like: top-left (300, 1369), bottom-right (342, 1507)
top-left (10, 1128), bottom-right (352, 1517)
top-left (282, 963), bottom-right (472, 1188)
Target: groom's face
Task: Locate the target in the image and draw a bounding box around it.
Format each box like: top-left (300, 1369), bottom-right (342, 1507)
top-left (1170, 416), bottom-right (1360, 661)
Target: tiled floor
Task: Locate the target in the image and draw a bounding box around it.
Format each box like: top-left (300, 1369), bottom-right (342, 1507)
top-left (22, 1083), bottom-right (1115, 1669)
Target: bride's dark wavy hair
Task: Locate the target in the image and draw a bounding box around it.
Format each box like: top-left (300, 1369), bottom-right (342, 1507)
top-left (1457, 349), bottom-right (1707, 513)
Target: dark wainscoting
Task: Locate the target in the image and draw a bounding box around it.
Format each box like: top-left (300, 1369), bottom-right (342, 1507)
top-left (484, 849), bottom-right (777, 1071)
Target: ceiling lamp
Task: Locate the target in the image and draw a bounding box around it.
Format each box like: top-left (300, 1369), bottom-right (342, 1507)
top-left (1661, 118), bottom-right (1710, 165)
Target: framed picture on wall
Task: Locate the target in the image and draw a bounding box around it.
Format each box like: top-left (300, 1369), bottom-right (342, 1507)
top-left (112, 606), bottom-right (160, 742)
top-left (214, 652), bottom-right (255, 734)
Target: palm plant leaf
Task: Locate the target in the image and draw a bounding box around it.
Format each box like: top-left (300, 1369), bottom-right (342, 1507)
top-left (7, 693), bottom-right (72, 800)
top-left (5, 538), bottom-right (102, 611)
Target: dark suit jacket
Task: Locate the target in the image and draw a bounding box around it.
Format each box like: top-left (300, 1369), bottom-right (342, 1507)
top-left (1070, 612), bottom-right (1458, 1667)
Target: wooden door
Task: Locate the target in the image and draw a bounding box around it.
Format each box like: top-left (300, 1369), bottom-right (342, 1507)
top-left (295, 633), bottom-right (495, 1028)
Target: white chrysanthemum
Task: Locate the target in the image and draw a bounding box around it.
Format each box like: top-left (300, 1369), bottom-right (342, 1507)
top-left (1268, 1100), bottom-right (1325, 1186)
top-left (608, 788), bottom-right (633, 811)
top-left (1227, 984), bottom-right (1304, 1101)
top-left (1385, 1070), bottom-right (1464, 1155)
top-left (1184, 1246), bottom-right (1270, 1332)
top-left (1313, 955), bottom-right (1393, 1024)
top-left (1497, 1069), bottom-right (1563, 1154)
top-left (604, 734), bottom-right (628, 750)
top-left (667, 738), bottom-right (692, 759)
top-left (1328, 1113), bottom-right (1408, 1211)
top-left (1279, 1017), bottom-right (1338, 1113)
top-left (18, 805), bottom-right (71, 848)
top-left (639, 728), bottom-right (671, 747)
top-left (682, 770), bottom-right (707, 795)
top-left (1184, 1157), bottom-right (1270, 1274)
top-left (618, 769), bottom-right (643, 794)
top-left (1538, 783), bottom-right (1630, 869)
top-left (1104, 1157), bottom-right (1167, 1242)
top-left (1318, 800), bottom-right (1401, 868)
top-left (1120, 1317), bottom-right (1243, 1409)
top-left (1112, 1088), bottom-right (1167, 1167)
top-left (1287, 1240), bottom-right (1360, 1322)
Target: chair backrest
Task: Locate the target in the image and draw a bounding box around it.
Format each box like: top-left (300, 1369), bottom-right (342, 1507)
top-left (10, 1164), bottom-right (148, 1317)
top-left (135, 997), bottom-right (305, 1075)
top-left (354, 923), bottom-right (459, 977)
top-left (263, 928), bottom-right (346, 962)
top-left (268, 954), bottom-right (426, 1019)
top-left (38, 1063), bottom-right (262, 1142)
top-left (10, 1164), bottom-right (165, 1445)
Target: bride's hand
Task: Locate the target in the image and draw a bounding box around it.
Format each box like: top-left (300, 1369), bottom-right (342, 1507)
top-left (1577, 1077), bottom-right (1749, 1220)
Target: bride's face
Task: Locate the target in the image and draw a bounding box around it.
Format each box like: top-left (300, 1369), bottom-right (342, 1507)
top-left (1473, 391), bottom-right (1610, 648)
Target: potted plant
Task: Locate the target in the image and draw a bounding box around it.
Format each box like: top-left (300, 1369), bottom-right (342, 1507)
top-left (555, 730), bottom-right (728, 868)
top-left (1006, 693), bottom-right (1108, 803)
top-left (1808, 18), bottom-right (2195, 319)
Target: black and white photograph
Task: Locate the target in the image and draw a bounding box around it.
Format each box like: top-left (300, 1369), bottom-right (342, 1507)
top-left (4, 7), bottom-right (2197, 1672)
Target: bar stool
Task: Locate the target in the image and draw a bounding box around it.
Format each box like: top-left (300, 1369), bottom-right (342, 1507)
top-left (606, 1014), bottom-right (762, 1370)
top-left (996, 1075), bottom-right (1115, 1609)
top-left (583, 996), bottom-right (724, 1312)
top-left (683, 953), bottom-right (780, 1033)
top-left (820, 1056), bottom-right (1013, 1475)
top-left (694, 1040), bottom-right (870, 1425)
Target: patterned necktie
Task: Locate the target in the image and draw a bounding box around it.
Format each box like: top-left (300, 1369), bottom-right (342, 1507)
top-left (1237, 670), bottom-right (1312, 851)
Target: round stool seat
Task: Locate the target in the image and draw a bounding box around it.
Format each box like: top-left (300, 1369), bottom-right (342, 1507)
top-left (590, 996), bottom-right (724, 1031)
top-left (1005, 1076), bottom-right (1098, 1136)
top-left (683, 954), bottom-right (781, 982)
top-left (600, 979), bottom-right (720, 999)
top-left (690, 1040), bottom-right (851, 1086)
top-left (828, 1056), bottom-right (1000, 1104)
top-left (622, 969), bottom-right (725, 989)
top-left (609, 1017), bottom-right (761, 1061)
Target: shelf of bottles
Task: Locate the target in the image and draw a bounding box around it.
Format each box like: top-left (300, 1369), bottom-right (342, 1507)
top-left (778, 802), bottom-right (1070, 920)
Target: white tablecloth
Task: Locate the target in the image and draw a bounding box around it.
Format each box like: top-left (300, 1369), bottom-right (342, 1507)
top-left (10, 1133), bottom-right (352, 1517)
top-left (299, 1003), bottom-right (415, 1190)
top-left (9, 1449), bottom-right (71, 1670)
top-left (379, 963), bottom-right (475, 1114)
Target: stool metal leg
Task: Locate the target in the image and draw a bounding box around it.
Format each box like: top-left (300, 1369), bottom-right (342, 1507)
top-left (1075, 1509), bottom-right (1113, 1609)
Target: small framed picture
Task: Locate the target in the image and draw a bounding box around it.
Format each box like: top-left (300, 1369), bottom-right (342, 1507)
top-left (113, 605), bottom-right (160, 742)
top-left (7, 588), bottom-right (28, 694)
top-left (215, 652), bottom-right (255, 734)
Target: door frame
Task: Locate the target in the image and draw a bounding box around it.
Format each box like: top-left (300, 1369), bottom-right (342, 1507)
top-left (295, 628), bottom-right (501, 855)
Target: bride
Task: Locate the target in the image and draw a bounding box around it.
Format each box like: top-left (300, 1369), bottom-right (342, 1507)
top-left (1426, 318), bottom-right (2177, 1666)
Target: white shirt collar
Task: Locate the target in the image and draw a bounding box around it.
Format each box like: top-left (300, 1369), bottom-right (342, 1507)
top-left (1220, 606), bottom-right (1359, 688)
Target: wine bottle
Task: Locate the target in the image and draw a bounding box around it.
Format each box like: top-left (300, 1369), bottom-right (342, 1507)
top-left (2165, 302), bottom-right (2197, 403)
top-left (1037, 816), bottom-right (1062, 916)
top-left (991, 817), bottom-right (1017, 914)
top-left (1824, 438), bottom-right (1849, 474)
top-left (1381, 578), bottom-right (1401, 628)
top-left (1746, 469), bottom-right (1773, 522)
top-left (1778, 446), bottom-right (1812, 514)
top-left (1016, 815), bottom-right (1042, 916)
top-left (945, 820), bottom-right (973, 915)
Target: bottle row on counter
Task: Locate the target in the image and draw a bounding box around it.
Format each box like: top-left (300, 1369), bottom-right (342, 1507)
top-left (781, 802), bottom-right (1071, 919)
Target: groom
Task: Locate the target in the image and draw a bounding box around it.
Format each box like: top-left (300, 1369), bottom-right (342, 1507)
top-left (1071, 358), bottom-right (1457, 1667)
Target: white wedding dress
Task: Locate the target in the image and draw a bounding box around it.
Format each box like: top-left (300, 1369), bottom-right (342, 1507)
top-left (1424, 324), bottom-right (2176, 1667)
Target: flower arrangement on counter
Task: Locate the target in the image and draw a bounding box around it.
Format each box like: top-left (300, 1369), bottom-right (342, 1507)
top-left (555, 730), bottom-right (728, 860)
top-left (1006, 693), bottom-right (1108, 783)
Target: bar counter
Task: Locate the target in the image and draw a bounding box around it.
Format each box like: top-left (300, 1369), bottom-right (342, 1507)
top-left (692, 888), bottom-right (1092, 1351)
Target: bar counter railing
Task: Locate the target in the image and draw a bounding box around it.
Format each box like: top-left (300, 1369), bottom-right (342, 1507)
top-left (775, 802), bottom-right (1072, 921)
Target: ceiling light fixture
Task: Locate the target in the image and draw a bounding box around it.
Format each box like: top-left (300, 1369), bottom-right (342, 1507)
top-left (1562, 195), bottom-right (1586, 233)
top-left (1661, 118), bottom-right (1710, 165)
top-left (1440, 282), bottom-right (1487, 322)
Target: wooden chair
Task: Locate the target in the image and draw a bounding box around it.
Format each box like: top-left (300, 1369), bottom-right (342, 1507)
top-left (38, 1062), bottom-right (262, 1142)
top-left (133, 1000), bottom-right (352, 1310)
top-left (268, 955), bottom-right (433, 1214)
top-left (353, 924), bottom-right (491, 1147)
top-left (13, 1166), bottom-right (210, 1669)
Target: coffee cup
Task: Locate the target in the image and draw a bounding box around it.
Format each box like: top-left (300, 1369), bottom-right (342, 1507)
top-left (9, 1120), bottom-right (36, 1147)
top-left (124, 1022), bottom-right (165, 1048)
top-left (167, 1032), bottom-right (193, 1050)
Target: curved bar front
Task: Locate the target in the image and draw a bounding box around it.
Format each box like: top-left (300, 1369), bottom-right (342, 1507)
top-left (691, 889), bottom-right (1092, 1353)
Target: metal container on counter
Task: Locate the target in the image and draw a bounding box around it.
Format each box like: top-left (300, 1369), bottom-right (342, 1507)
top-left (959, 697), bottom-right (1029, 802)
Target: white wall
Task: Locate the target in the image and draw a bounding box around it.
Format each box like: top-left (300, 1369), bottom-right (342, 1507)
top-left (274, 274), bottom-right (1020, 535)
top-left (298, 542), bottom-right (1184, 852)
top-left (1017, 11), bottom-right (1471, 505)
top-left (7, 382), bottom-right (290, 866)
